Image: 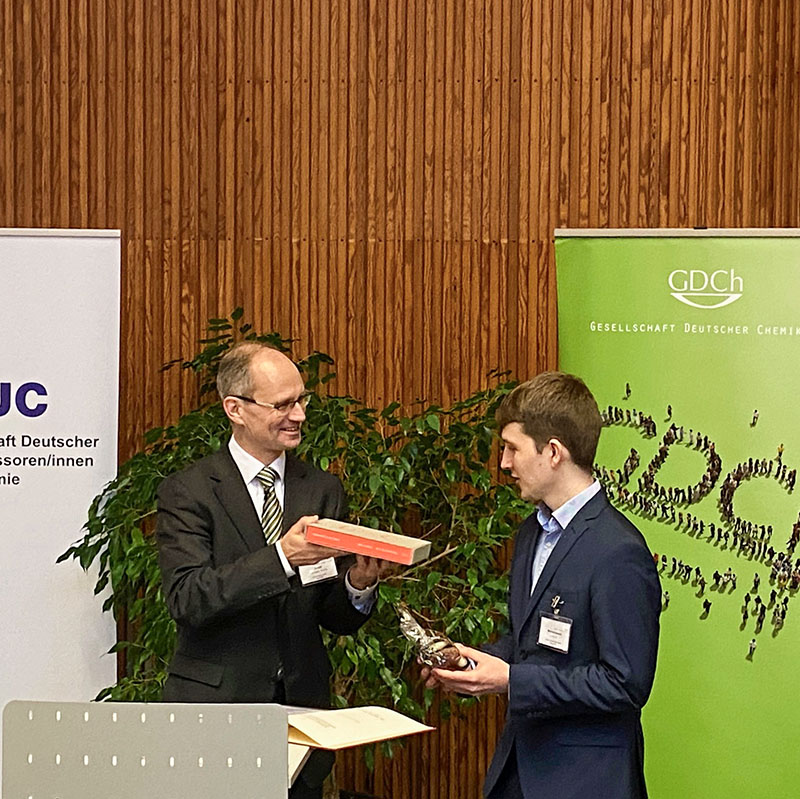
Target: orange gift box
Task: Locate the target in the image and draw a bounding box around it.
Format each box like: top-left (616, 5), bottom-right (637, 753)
top-left (306, 518), bottom-right (431, 565)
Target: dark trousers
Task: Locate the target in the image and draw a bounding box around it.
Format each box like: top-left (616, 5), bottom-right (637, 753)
top-left (289, 779), bottom-right (323, 799)
top-left (281, 680), bottom-right (325, 799)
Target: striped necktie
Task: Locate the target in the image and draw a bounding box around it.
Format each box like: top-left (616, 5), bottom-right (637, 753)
top-left (256, 467), bottom-right (283, 544)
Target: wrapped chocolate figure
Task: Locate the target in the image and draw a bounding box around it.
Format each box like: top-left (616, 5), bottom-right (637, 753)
top-left (396, 602), bottom-right (469, 670)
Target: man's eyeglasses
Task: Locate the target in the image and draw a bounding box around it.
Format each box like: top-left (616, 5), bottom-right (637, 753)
top-left (231, 392), bottom-right (313, 414)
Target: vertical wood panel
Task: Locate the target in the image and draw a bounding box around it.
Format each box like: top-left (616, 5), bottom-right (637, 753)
top-left (3, 0), bottom-right (800, 795)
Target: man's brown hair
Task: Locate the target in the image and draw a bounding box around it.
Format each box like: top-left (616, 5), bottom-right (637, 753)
top-left (496, 371), bottom-right (602, 471)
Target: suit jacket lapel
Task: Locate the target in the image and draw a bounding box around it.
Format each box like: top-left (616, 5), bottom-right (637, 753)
top-left (282, 454), bottom-right (309, 533)
top-left (519, 491), bottom-right (608, 636)
top-left (511, 518), bottom-right (539, 626)
top-left (208, 446), bottom-right (266, 552)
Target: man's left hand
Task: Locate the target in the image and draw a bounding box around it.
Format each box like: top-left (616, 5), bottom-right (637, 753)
top-left (431, 644), bottom-right (510, 696)
top-left (347, 555), bottom-right (394, 589)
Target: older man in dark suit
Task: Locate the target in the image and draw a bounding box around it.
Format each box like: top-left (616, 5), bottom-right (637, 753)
top-left (426, 372), bottom-right (661, 799)
top-left (157, 342), bottom-right (386, 799)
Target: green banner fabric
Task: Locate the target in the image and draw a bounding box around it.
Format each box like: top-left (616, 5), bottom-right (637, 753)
top-left (555, 231), bottom-right (798, 798)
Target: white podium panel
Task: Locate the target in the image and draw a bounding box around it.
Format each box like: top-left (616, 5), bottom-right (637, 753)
top-left (2, 701), bottom-right (288, 799)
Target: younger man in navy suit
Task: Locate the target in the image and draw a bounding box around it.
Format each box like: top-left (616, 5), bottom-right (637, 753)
top-left (426, 371), bottom-right (661, 799)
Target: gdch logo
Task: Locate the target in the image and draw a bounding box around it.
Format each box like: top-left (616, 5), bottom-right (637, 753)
top-left (668, 269), bottom-right (743, 309)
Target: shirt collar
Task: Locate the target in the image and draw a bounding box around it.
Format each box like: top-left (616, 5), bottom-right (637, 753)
top-left (228, 435), bottom-right (287, 486)
top-left (539, 479), bottom-right (601, 531)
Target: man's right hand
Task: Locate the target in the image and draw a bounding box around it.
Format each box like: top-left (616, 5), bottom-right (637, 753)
top-left (279, 515), bottom-right (346, 566)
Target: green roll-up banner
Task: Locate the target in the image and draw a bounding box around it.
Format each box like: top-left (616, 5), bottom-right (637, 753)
top-left (555, 230), bottom-right (798, 798)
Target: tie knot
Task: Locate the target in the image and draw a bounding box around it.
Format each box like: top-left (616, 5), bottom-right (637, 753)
top-left (256, 466), bottom-right (278, 489)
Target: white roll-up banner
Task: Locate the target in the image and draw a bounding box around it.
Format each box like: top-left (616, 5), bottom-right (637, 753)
top-left (0, 229), bottom-right (120, 781)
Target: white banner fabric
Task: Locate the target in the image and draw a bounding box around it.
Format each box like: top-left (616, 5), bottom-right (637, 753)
top-left (0, 229), bottom-right (120, 785)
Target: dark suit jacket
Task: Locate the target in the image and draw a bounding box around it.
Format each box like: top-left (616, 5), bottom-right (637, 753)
top-left (156, 445), bottom-right (370, 787)
top-left (483, 491), bottom-right (661, 799)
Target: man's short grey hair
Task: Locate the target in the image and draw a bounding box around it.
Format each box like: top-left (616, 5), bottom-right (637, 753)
top-left (216, 342), bottom-right (274, 399)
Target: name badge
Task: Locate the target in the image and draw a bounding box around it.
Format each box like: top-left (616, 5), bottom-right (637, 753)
top-left (538, 611), bottom-right (573, 654)
top-left (298, 557), bottom-right (338, 585)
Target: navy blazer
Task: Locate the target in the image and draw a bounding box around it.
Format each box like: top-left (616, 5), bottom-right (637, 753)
top-left (484, 491), bottom-right (661, 799)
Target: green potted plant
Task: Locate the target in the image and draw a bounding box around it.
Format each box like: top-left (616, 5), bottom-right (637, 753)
top-left (60, 310), bottom-right (525, 734)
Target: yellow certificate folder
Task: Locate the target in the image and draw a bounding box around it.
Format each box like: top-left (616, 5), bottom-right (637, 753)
top-left (287, 706), bottom-right (434, 750)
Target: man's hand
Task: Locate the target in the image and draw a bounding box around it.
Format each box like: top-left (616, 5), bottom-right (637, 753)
top-left (279, 515), bottom-right (345, 566)
top-left (424, 644), bottom-right (510, 696)
top-left (419, 662), bottom-right (442, 689)
top-left (347, 555), bottom-right (394, 589)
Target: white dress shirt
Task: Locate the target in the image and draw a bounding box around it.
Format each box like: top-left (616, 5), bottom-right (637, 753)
top-left (227, 437), bottom-right (376, 610)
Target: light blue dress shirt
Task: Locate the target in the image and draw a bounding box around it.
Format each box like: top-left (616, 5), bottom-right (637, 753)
top-left (530, 480), bottom-right (602, 594)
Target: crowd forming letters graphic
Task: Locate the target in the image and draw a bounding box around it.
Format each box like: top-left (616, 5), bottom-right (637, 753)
top-left (596, 392), bottom-right (797, 654)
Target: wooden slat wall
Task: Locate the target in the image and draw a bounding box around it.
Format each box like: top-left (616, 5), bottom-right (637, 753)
top-left (2, 1), bottom-right (799, 796)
